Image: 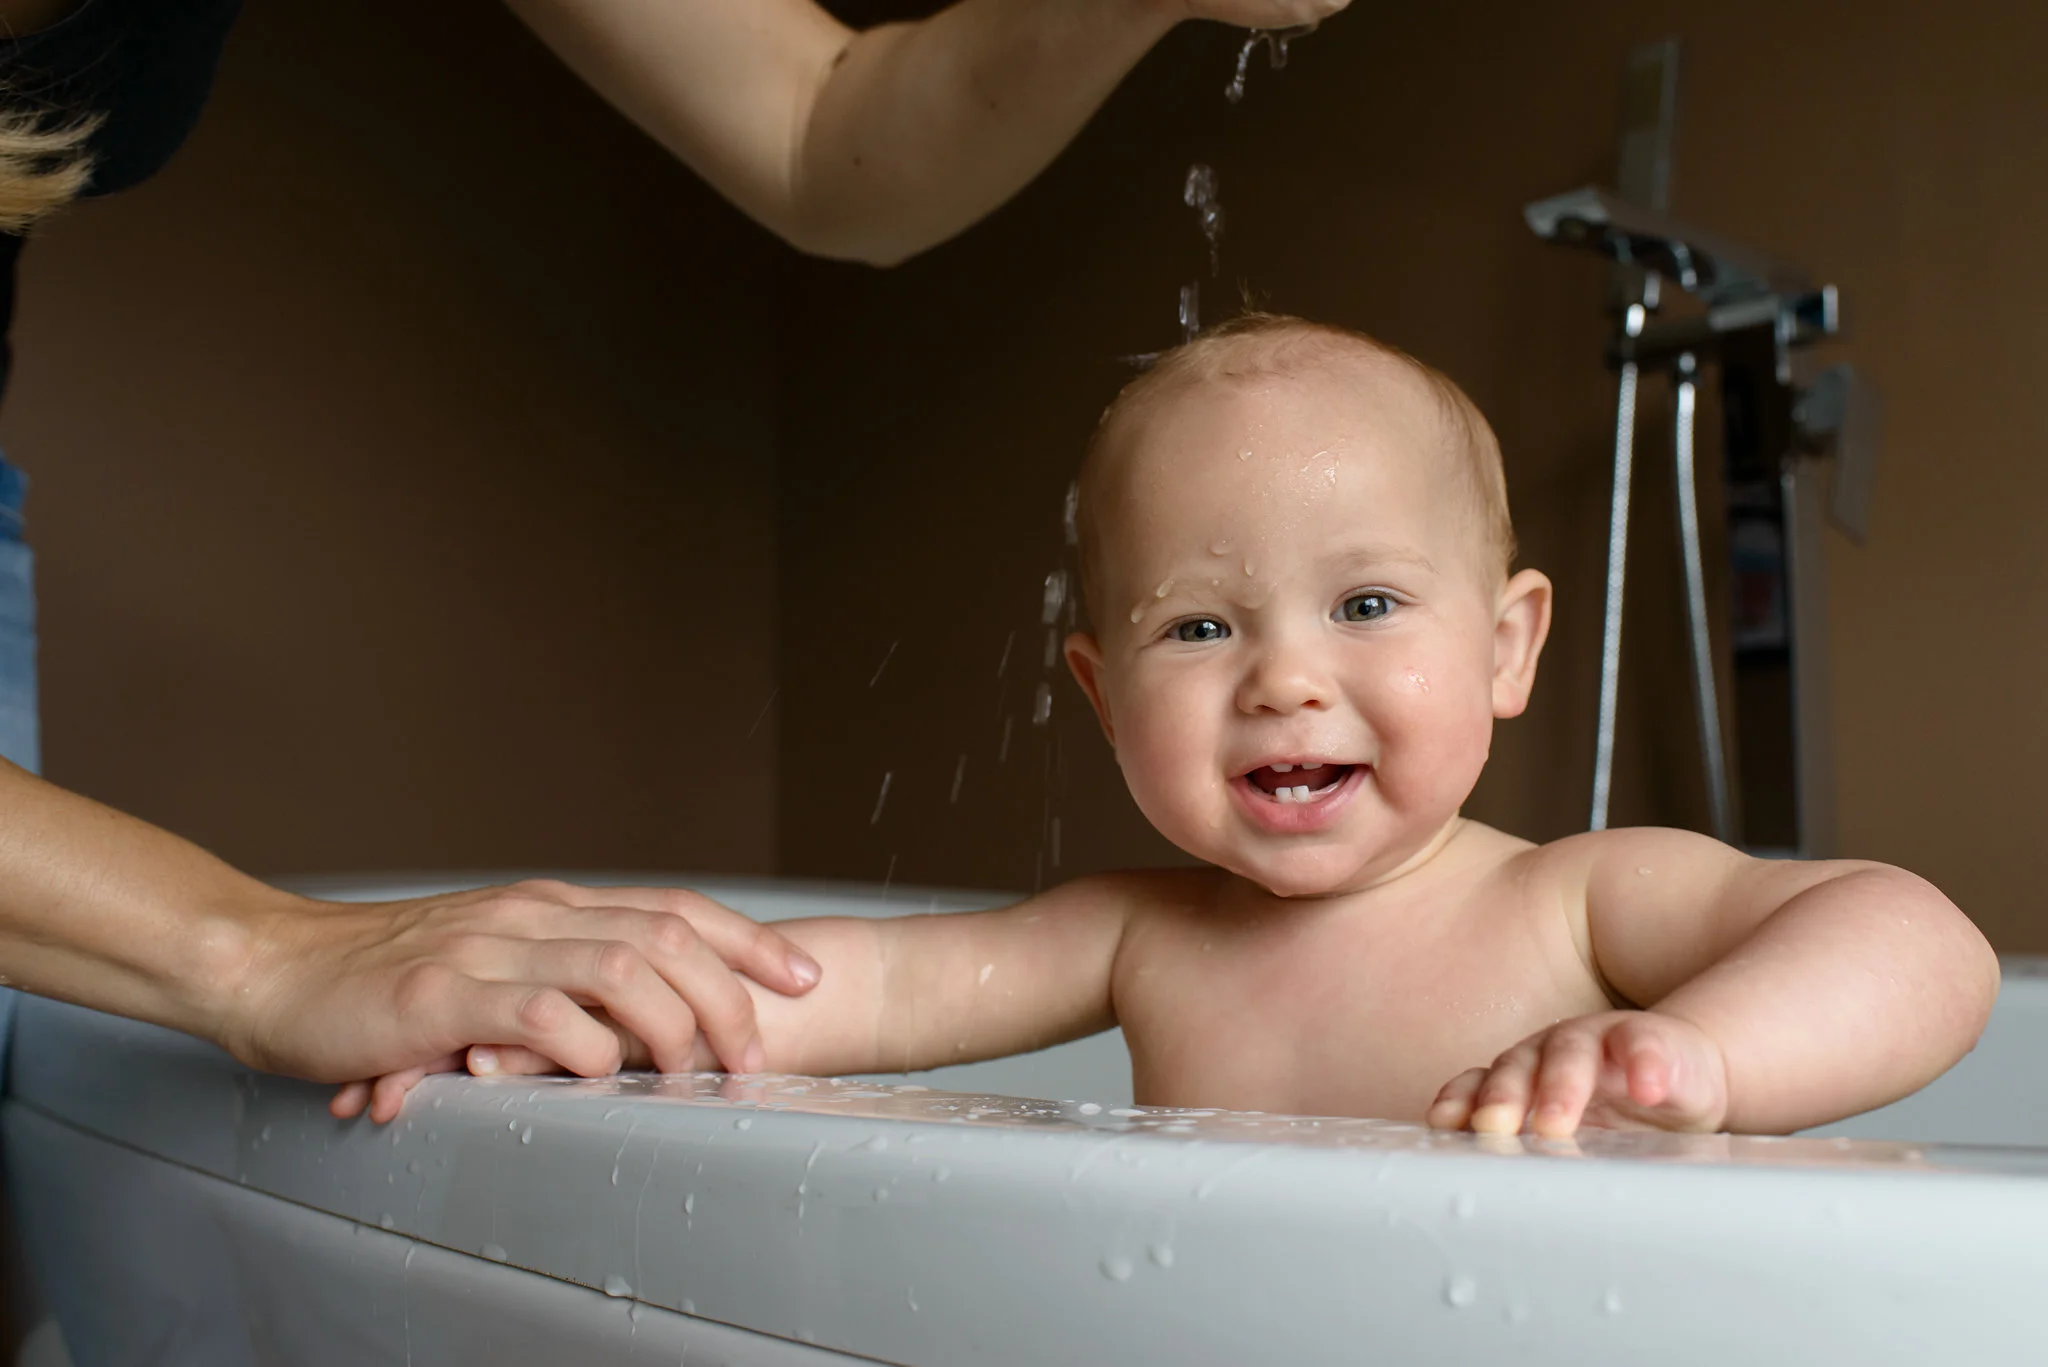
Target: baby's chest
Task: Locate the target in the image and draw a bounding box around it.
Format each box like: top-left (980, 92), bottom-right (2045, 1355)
top-left (1117, 910), bottom-right (1610, 1120)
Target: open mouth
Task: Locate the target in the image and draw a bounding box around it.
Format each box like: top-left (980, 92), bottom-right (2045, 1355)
top-left (1243, 761), bottom-right (1358, 805)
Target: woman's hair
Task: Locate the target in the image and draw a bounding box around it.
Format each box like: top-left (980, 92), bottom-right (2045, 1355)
top-left (0, 102), bottom-right (96, 232)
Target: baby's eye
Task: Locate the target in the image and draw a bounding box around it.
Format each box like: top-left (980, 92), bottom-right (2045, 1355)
top-left (1339, 593), bottom-right (1393, 623)
top-left (1169, 617), bottom-right (1230, 643)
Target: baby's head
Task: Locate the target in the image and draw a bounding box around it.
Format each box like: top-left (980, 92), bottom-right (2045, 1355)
top-left (1064, 314), bottom-right (1552, 897)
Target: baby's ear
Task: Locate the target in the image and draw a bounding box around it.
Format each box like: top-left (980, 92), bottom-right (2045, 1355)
top-left (1063, 633), bottom-right (1117, 745)
top-left (1491, 569), bottom-right (1553, 719)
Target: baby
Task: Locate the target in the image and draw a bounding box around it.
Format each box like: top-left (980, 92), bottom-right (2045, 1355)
top-left (370, 314), bottom-right (1998, 1137)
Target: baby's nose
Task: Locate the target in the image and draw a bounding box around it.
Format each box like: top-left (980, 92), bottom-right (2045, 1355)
top-left (1236, 643), bottom-right (1335, 714)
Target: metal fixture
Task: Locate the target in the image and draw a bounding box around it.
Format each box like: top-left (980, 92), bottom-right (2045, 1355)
top-left (1525, 40), bottom-right (1879, 856)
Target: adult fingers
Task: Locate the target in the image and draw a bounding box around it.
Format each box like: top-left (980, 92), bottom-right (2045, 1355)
top-left (1528, 1028), bottom-right (1601, 1139)
top-left (418, 973), bottom-right (627, 1079)
top-left (565, 913), bottom-right (772, 1074)
top-left (525, 884), bottom-right (822, 998)
top-left (510, 937), bottom-right (742, 1075)
top-left (1426, 1067), bottom-right (1487, 1131)
top-left (1468, 1041), bottom-right (1541, 1135)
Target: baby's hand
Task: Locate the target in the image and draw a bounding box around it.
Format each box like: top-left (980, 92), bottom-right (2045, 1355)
top-left (326, 1015), bottom-right (680, 1125)
top-left (1426, 1010), bottom-right (1729, 1139)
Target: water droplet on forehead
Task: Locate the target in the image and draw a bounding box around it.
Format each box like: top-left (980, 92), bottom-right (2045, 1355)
top-left (1209, 538), bottom-right (1231, 554)
top-left (1155, 578), bottom-right (1174, 597)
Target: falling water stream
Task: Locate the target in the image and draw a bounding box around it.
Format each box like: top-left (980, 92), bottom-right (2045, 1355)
top-left (865, 22), bottom-right (1320, 894)
top-left (1225, 23), bottom-right (1321, 104)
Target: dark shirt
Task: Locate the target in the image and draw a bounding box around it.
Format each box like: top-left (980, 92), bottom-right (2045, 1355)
top-left (0, 0), bottom-right (241, 401)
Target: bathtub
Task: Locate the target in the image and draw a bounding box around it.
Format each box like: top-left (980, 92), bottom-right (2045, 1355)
top-left (8, 873), bottom-right (2048, 1365)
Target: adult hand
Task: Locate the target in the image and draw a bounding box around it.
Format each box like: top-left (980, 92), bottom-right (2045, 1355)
top-left (1425, 1010), bottom-right (1730, 1140)
top-left (221, 880), bottom-right (820, 1119)
top-left (1176, 0), bottom-right (1350, 26)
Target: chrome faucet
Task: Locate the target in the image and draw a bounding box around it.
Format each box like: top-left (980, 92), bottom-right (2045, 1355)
top-left (1524, 42), bottom-right (1878, 855)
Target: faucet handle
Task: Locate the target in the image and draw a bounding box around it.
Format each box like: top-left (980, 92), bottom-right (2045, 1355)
top-left (1793, 363), bottom-right (1883, 544)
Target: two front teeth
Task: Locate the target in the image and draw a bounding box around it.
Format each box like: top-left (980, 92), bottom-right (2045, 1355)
top-left (1263, 761), bottom-right (1330, 805)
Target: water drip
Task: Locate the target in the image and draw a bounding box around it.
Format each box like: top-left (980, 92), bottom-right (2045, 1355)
top-left (1041, 569), bottom-right (1069, 624)
top-left (1183, 163), bottom-right (1225, 274)
top-left (868, 640), bottom-right (898, 688)
top-left (1224, 23), bottom-right (1320, 103)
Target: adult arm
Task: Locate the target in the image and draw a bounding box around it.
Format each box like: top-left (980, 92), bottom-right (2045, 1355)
top-left (1430, 829), bottom-right (1999, 1137)
top-left (507, 0), bottom-right (1348, 266)
top-left (0, 758), bottom-right (820, 1090)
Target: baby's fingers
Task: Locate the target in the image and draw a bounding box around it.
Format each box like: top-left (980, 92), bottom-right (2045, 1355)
top-left (1468, 1043), bottom-right (1540, 1135)
top-left (330, 1080), bottom-right (373, 1120)
top-left (1527, 1028), bottom-right (1601, 1139)
top-left (329, 1052), bottom-right (464, 1123)
top-left (1612, 1021), bottom-right (1675, 1109)
top-left (468, 1043), bottom-right (560, 1077)
top-left (467, 1013), bottom-right (690, 1079)
top-left (1427, 1067), bottom-right (1488, 1130)
top-left (368, 1065), bottom-right (432, 1124)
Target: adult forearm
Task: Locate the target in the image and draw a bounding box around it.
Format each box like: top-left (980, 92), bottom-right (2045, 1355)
top-left (0, 759), bottom-right (278, 1046)
top-left (790, 0), bottom-right (1178, 263)
top-left (1653, 867), bottom-right (1998, 1133)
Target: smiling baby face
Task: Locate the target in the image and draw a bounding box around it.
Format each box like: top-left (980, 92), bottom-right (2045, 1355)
top-left (1065, 316), bottom-right (1551, 898)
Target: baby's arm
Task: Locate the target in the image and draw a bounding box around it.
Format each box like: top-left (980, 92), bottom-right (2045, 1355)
top-left (744, 873), bottom-right (1134, 1076)
top-left (1431, 831), bottom-right (1998, 1137)
top-left (471, 873), bottom-right (1140, 1082)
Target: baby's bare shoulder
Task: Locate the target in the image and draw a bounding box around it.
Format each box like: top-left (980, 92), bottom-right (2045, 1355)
top-left (1517, 824), bottom-right (1753, 894)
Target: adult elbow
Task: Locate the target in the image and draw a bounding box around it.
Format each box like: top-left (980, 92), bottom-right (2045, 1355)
top-left (774, 213), bottom-right (926, 268)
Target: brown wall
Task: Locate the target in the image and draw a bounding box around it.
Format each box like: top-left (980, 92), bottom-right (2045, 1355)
top-left (776, 1), bottom-right (2048, 950)
top-left (0, 2), bottom-right (787, 876)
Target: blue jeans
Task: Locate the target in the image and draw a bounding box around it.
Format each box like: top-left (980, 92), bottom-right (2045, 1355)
top-left (0, 456), bottom-right (39, 1091)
